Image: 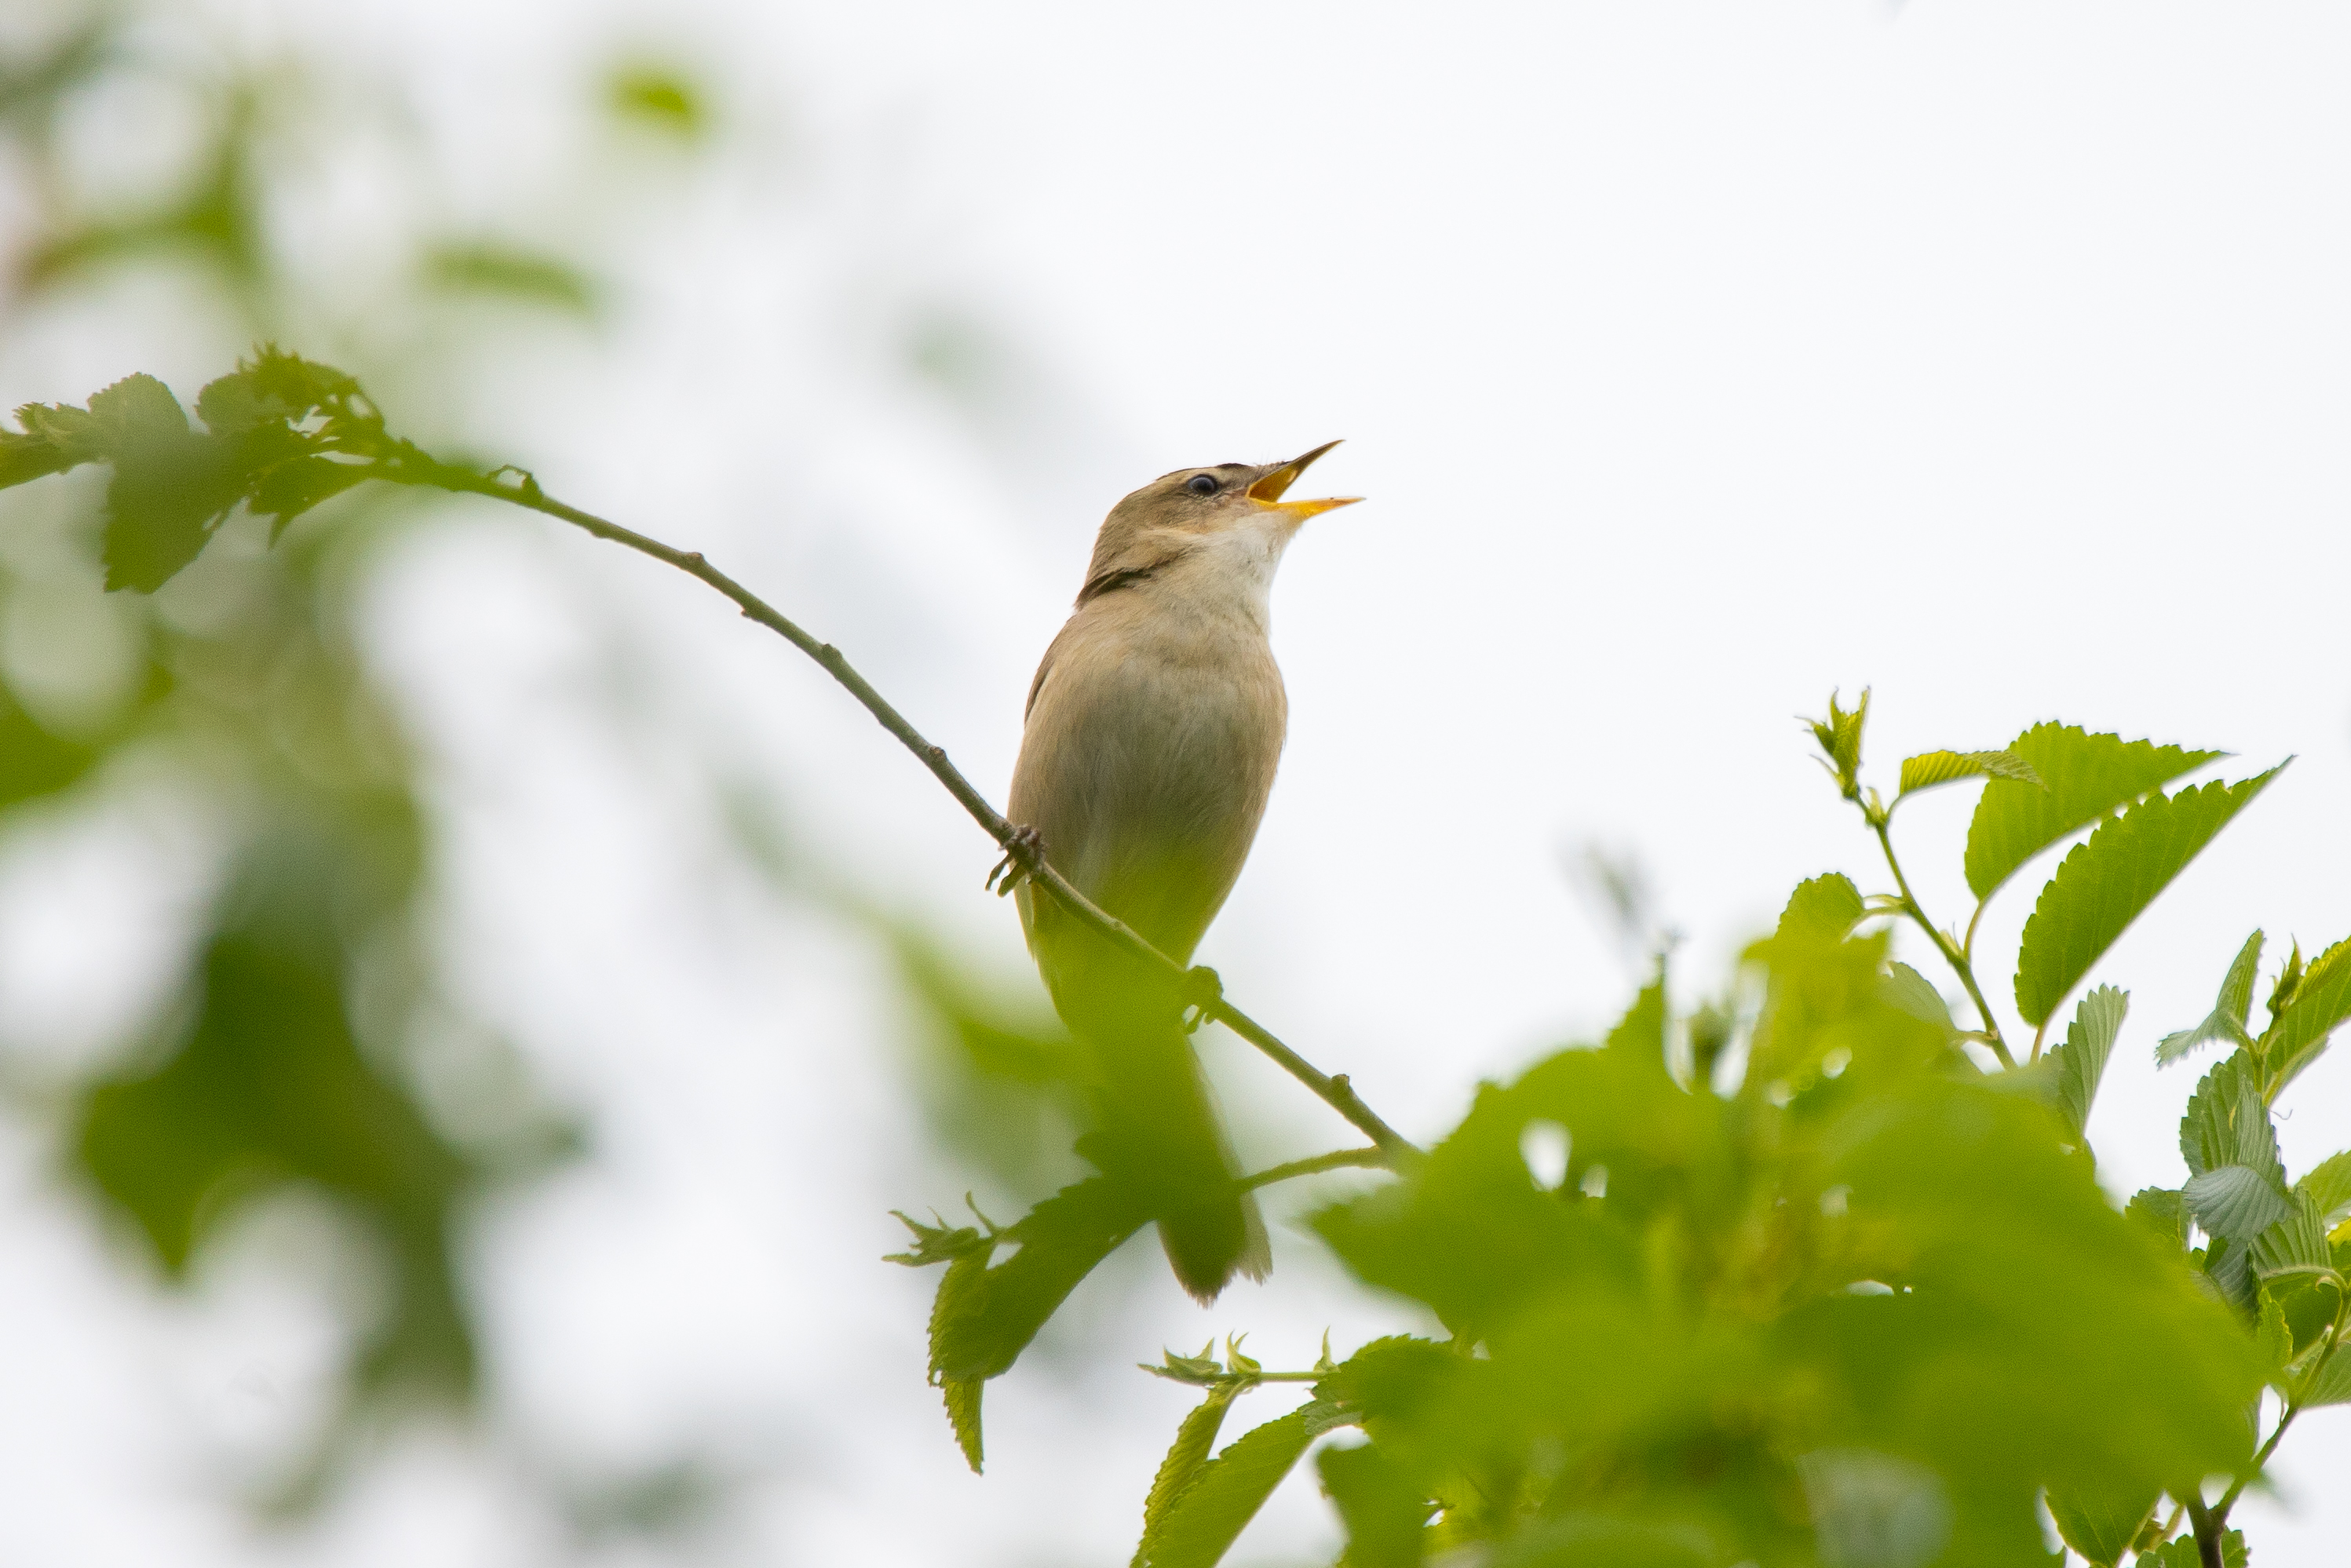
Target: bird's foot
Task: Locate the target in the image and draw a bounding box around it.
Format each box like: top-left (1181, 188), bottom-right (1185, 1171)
top-left (986, 824), bottom-right (1046, 896)
top-left (1179, 966), bottom-right (1224, 1033)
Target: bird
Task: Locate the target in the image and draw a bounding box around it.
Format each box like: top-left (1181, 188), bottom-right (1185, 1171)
top-left (1007, 442), bottom-right (1359, 1301)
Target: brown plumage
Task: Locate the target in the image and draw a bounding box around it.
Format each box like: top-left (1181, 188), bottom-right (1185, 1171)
top-left (1009, 443), bottom-right (1356, 1300)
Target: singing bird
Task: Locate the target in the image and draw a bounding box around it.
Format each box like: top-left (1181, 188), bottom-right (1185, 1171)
top-left (1009, 442), bottom-right (1358, 1301)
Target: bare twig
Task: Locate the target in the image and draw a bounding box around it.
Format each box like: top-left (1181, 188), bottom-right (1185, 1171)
top-left (378, 450), bottom-right (1422, 1165)
top-left (1239, 1146), bottom-right (1389, 1191)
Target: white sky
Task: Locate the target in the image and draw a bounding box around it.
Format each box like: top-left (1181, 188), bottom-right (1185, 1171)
top-left (2, 1), bottom-right (2349, 1563)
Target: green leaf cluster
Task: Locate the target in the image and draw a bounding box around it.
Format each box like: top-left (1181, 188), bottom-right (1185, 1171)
top-left (0, 349), bottom-right (394, 593)
top-left (1295, 927), bottom-right (2260, 1567)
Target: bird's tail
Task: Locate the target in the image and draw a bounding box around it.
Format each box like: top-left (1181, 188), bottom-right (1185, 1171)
top-left (1050, 946), bottom-right (1269, 1302)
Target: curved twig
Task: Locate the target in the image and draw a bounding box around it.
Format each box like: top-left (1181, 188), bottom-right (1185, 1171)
top-left (377, 450), bottom-right (1422, 1165)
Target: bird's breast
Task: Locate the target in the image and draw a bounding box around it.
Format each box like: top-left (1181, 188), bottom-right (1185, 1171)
top-left (1010, 589), bottom-right (1287, 960)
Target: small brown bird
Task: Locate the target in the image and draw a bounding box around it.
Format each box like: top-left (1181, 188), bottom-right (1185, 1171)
top-left (1009, 443), bottom-right (1358, 1300)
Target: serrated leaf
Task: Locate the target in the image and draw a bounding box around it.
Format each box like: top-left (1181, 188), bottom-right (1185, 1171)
top-left (2250, 1190), bottom-right (2333, 1282)
top-left (929, 1176), bottom-right (1148, 1383)
top-left (2044, 1478), bottom-right (2156, 1567)
top-left (2183, 1166), bottom-right (2292, 1244)
top-left (2295, 1150), bottom-right (2351, 1227)
top-left (2142, 1531), bottom-right (2248, 1568)
top-left (2157, 931), bottom-right (2263, 1067)
top-left (943, 1377), bottom-right (984, 1472)
top-left (2012, 768), bottom-right (2283, 1026)
top-left (2046, 986), bottom-right (2126, 1141)
top-left (1963, 724), bottom-right (2225, 901)
top-left (231, 345), bottom-right (363, 420)
top-left (194, 370), bottom-right (294, 436)
top-left (2180, 1057), bottom-right (2281, 1184)
top-left (1134, 1384), bottom-right (1243, 1565)
top-left (2268, 935), bottom-right (2351, 1093)
top-left (1897, 749), bottom-right (2043, 797)
top-left (1134, 1403), bottom-right (1323, 1568)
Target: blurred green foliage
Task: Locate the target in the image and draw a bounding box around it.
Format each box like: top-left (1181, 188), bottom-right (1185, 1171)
top-left (0, 1), bottom-right (677, 1504)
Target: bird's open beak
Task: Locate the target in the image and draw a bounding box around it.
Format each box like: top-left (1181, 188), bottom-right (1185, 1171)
top-left (1247, 440), bottom-right (1362, 520)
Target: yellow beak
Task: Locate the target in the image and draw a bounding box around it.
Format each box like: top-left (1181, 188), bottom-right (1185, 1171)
top-left (1247, 440), bottom-right (1362, 520)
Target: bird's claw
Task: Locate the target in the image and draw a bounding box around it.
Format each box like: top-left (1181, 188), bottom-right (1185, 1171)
top-left (1179, 966), bottom-right (1224, 1033)
top-left (987, 824), bottom-right (1046, 896)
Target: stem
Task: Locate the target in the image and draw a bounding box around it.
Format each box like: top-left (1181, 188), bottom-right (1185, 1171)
top-left (2185, 1497), bottom-right (2224, 1568)
top-left (1867, 817), bottom-right (2014, 1067)
top-left (1239, 1147), bottom-right (1389, 1191)
top-left (2214, 1294), bottom-right (2350, 1521)
top-left (382, 454), bottom-right (1422, 1165)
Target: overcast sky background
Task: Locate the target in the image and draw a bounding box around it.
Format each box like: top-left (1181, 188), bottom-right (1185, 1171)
top-left (3, 1), bottom-right (2350, 1563)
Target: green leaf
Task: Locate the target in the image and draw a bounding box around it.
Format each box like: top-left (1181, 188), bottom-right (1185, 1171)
top-left (1134, 1384), bottom-right (1243, 1565)
top-left (2126, 1187), bottom-right (2189, 1249)
top-left (1144, 1342), bottom-right (1233, 1387)
top-left (2157, 930), bottom-right (2263, 1067)
top-left (882, 1209), bottom-right (988, 1267)
top-left (928, 1176), bottom-right (1148, 1382)
top-left (1316, 1441), bottom-right (1431, 1568)
top-left (0, 422), bottom-right (78, 487)
top-left (1776, 873), bottom-right (1864, 946)
top-left (250, 454), bottom-right (369, 538)
top-left (425, 243), bottom-right (599, 315)
top-left (2302, 1342), bottom-right (2351, 1408)
top-left (2268, 935), bottom-right (2351, 1092)
top-left (2250, 1190), bottom-right (2334, 1282)
top-left (2182, 1166), bottom-right (2291, 1244)
top-left (2180, 1057), bottom-right (2281, 1184)
top-left (2141, 1530), bottom-right (2247, 1568)
top-left (2044, 1477), bottom-right (2155, 1568)
top-left (1805, 689), bottom-right (1868, 799)
top-left (1878, 962), bottom-right (1954, 1033)
top-left (943, 1377), bottom-right (984, 1473)
top-left (1134, 1403), bottom-right (1324, 1568)
top-left (2046, 986), bottom-right (2126, 1141)
top-left (1896, 748), bottom-right (2043, 797)
top-left (2295, 1150), bottom-right (2351, 1227)
top-left (90, 374), bottom-right (250, 593)
top-left (1963, 724), bottom-right (2225, 901)
top-left (2012, 768), bottom-right (2283, 1027)
top-left (605, 61), bottom-right (710, 140)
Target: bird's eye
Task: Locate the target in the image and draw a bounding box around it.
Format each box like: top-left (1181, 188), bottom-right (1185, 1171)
top-left (1186, 474), bottom-right (1219, 497)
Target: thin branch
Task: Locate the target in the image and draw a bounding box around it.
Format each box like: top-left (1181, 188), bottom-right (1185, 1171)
top-left (376, 450), bottom-right (1422, 1165)
top-left (1239, 1146), bottom-right (1390, 1192)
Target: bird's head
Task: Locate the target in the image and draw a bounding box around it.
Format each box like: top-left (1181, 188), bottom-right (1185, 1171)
top-left (1115, 440), bottom-right (1360, 538)
top-left (1079, 441), bottom-right (1359, 606)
